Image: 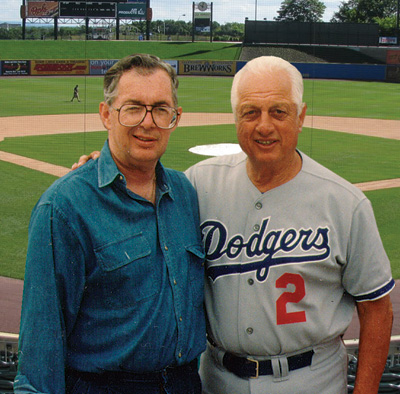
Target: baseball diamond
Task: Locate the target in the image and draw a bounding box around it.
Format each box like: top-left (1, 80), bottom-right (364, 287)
top-left (0, 112), bottom-right (399, 188)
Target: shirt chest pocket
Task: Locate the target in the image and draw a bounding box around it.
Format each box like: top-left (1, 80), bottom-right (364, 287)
top-left (186, 244), bottom-right (206, 308)
top-left (94, 233), bottom-right (158, 304)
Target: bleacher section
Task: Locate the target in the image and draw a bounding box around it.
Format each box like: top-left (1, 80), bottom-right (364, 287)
top-left (240, 45), bottom-right (386, 64)
top-left (0, 335), bottom-right (17, 393)
top-left (2, 335), bottom-right (400, 393)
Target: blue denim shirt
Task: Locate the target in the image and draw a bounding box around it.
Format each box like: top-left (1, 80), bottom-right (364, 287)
top-left (15, 141), bottom-right (206, 393)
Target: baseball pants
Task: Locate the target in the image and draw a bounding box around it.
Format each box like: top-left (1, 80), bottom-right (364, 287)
top-left (200, 337), bottom-right (348, 394)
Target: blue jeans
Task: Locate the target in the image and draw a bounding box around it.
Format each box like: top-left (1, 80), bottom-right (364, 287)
top-left (65, 361), bottom-right (202, 394)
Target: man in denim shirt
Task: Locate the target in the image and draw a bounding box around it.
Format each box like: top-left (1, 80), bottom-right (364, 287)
top-left (14, 54), bottom-right (206, 394)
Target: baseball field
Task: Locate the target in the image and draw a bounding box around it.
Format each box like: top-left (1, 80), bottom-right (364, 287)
top-left (0, 41), bottom-right (399, 281)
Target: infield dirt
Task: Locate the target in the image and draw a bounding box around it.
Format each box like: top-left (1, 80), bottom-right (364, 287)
top-left (0, 113), bottom-right (399, 190)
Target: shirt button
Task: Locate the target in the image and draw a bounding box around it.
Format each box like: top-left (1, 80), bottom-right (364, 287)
top-left (164, 245), bottom-right (168, 251)
top-left (246, 327), bottom-right (254, 335)
top-left (173, 279), bottom-right (177, 285)
top-left (179, 316), bottom-right (183, 322)
top-left (248, 278), bottom-right (254, 286)
top-left (253, 224), bottom-right (260, 231)
top-left (178, 352), bottom-right (182, 358)
top-left (255, 202), bottom-right (262, 210)
top-left (119, 175), bottom-right (123, 181)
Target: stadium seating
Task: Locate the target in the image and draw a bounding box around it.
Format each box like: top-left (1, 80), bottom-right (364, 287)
top-left (347, 350), bottom-right (400, 393)
top-left (0, 339), bottom-right (17, 394)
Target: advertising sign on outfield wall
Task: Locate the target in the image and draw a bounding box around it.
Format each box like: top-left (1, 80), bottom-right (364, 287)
top-left (31, 60), bottom-right (89, 75)
top-left (179, 60), bottom-right (236, 76)
top-left (27, 1), bottom-right (59, 17)
top-left (89, 59), bottom-right (178, 75)
top-left (379, 37), bottom-right (397, 45)
top-left (117, 3), bottom-right (146, 18)
top-left (89, 60), bottom-right (119, 75)
top-left (1, 60), bottom-right (30, 76)
top-left (387, 50), bottom-right (400, 65)
top-left (164, 60), bottom-right (178, 74)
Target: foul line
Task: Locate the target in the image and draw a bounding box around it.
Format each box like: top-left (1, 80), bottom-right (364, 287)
top-left (1, 150), bottom-right (399, 192)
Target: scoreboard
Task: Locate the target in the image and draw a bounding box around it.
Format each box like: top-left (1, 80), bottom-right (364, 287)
top-left (25, 1), bottom-right (147, 19)
top-left (59, 2), bottom-right (116, 18)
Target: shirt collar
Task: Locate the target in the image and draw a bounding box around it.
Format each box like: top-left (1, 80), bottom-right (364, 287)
top-left (98, 140), bottom-right (174, 200)
top-left (98, 140), bottom-right (121, 188)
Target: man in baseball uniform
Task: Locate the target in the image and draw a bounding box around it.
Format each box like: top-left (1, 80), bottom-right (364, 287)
top-left (185, 56), bottom-right (394, 394)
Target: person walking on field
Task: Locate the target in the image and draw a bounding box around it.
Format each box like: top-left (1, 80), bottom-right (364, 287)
top-left (71, 84), bottom-right (80, 102)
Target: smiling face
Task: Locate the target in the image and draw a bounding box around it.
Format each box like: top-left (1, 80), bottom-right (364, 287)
top-left (235, 70), bottom-right (306, 178)
top-left (100, 68), bottom-right (181, 173)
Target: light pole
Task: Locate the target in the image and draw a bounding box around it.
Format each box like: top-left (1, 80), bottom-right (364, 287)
top-left (397, 0), bottom-right (399, 45)
top-left (255, 0), bottom-right (257, 20)
top-left (177, 14), bottom-right (186, 39)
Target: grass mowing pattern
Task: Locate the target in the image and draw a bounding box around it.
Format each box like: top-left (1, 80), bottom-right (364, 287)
top-left (0, 41), bottom-right (242, 61)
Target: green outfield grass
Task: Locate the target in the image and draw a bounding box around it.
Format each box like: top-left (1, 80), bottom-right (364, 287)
top-left (0, 76), bottom-right (234, 116)
top-left (1, 77), bottom-right (399, 120)
top-left (0, 40), bottom-right (242, 61)
top-left (0, 75), bottom-right (399, 280)
top-left (366, 188), bottom-right (400, 280)
top-left (0, 161), bottom-right (57, 279)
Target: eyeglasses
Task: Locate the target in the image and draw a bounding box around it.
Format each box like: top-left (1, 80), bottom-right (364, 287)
top-left (111, 103), bottom-right (179, 130)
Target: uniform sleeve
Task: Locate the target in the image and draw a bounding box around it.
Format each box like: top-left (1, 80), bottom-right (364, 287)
top-left (14, 202), bottom-right (86, 393)
top-left (342, 198), bottom-right (394, 301)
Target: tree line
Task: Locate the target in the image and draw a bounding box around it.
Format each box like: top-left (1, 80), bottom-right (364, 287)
top-left (275, 0), bottom-right (398, 36)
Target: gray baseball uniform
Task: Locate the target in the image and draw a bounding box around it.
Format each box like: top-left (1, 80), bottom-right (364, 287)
top-left (185, 150), bottom-right (394, 394)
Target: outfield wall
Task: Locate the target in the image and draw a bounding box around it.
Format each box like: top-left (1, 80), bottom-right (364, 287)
top-left (0, 59), bottom-right (398, 82)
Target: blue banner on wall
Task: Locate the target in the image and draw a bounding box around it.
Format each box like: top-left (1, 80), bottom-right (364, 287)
top-left (89, 60), bottom-right (119, 75)
top-left (292, 63), bottom-right (386, 81)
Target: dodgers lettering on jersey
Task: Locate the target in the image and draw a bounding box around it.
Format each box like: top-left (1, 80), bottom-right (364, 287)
top-left (186, 152), bottom-right (394, 356)
top-left (201, 217), bottom-right (330, 282)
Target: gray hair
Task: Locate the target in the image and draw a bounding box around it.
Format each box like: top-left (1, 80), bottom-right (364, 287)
top-left (103, 54), bottom-right (179, 106)
top-left (231, 56), bottom-right (304, 116)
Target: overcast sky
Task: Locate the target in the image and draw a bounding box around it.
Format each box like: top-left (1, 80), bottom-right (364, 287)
top-left (0, 0), bottom-right (343, 24)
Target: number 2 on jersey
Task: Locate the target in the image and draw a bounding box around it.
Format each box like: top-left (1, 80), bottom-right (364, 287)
top-left (276, 273), bottom-right (306, 325)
